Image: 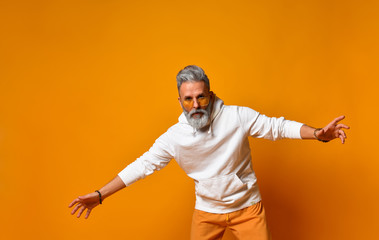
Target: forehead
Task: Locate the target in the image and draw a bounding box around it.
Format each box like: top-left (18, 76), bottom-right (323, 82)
top-left (179, 81), bottom-right (208, 97)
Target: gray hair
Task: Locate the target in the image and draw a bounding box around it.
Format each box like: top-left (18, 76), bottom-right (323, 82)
top-left (176, 65), bottom-right (210, 92)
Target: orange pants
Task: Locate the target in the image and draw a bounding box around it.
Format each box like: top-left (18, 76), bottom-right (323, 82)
top-left (190, 202), bottom-right (271, 240)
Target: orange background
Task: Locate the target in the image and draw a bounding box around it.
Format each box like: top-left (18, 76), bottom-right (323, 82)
top-left (1, 0), bottom-right (378, 239)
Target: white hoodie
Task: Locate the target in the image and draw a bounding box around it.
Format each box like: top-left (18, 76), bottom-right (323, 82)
top-left (118, 97), bottom-right (303, 213)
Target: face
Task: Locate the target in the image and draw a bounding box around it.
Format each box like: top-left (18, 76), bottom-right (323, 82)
top-left (178, 81), bottom-right (214, 129)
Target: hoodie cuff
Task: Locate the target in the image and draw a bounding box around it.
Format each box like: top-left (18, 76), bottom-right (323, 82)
top-left (118, 164), bottom-right (141, 187)
top-left (285, 121), bottom-right (304, 139)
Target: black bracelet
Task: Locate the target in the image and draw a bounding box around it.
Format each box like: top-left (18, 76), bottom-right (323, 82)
top-left (95, 190), bottom-right (102, 204)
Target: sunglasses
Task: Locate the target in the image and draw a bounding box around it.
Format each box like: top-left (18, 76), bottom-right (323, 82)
top-left (181, 94), bottom-right (212, 111)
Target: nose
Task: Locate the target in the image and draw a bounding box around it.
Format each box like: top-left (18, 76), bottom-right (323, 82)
top-left (192, 99), bottom-right (200, 109)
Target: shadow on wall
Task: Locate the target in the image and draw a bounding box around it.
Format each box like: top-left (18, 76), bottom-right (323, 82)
top-left (220, 182), bottom-right (303, 240)
top-left (259, 181), bottom-right (304, 240)
top-left (223, 140), bottom-right (323, 240)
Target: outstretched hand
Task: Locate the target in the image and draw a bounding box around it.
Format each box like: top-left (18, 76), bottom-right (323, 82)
top-left (316, 115), bottom-right (350, 144)
top-left (68, 192), bottom-right (100, 219)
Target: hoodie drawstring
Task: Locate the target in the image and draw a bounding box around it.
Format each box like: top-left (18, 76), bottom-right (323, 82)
top-left (192, 122), bottom-right (212, 135)
top-left (208, 121), bottom-right (212, 134)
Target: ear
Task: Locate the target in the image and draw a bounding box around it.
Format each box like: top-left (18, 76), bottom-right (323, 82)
top-left (178, 96), bottom-right (183, 107)
top-left (210, 91), bottom-right (216, 105)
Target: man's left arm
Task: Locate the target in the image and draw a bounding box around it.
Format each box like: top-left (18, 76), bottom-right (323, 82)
top-left (300, 115), bottom-right (350, 144)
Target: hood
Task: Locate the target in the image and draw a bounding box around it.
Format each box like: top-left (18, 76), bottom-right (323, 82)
top-left (178, 95), bottom-right (224, 134)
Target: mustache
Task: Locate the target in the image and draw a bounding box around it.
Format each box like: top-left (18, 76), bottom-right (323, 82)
top-left (189, 109), bottom-right (207, 117)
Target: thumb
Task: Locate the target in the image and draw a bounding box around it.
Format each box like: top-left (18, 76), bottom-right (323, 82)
top-left (78, 195), bottom-right (89, 201)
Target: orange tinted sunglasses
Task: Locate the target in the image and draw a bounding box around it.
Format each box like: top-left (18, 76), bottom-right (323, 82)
top-left (181, 95), bottom-right (211, 111)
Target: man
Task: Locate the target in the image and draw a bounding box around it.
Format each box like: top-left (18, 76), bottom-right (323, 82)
top-left (69, 65), bottom-right (349, 240)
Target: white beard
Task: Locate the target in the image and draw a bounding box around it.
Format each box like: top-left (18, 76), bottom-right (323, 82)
top-left (183, 101), bottom-right (213, 130)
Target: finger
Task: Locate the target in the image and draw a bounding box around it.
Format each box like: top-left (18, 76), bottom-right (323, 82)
top-left (339, 134), bottom-right (345, 144)
top-left (336, 124), bottom-right (350, 130)
top-left (77, 206), bottom-right (86, 218)
top-left (338, 129), bottom-right (346, 143)
top-left (331, 115), bottom-right (345, 125)
top-left (85, 209), bottom-right (92, 219)
top-left (68, 198), bottom-right (80, 208)
top-left (71, 203), bottom-right (82, 215)
top-left (339, 129), bottom-right (347, 139)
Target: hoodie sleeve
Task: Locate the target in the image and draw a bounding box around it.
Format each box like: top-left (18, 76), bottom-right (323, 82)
top-left (118, 132), bottom-right (174, 186)
top-left (238, 107), bottom-right (303, 140)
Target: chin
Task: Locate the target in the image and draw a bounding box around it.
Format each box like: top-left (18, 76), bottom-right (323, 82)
top-left (188, 116), bottom-right (209, 130)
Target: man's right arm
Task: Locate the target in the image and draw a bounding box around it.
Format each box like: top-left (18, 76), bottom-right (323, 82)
top-left (69, 131), bottom-right (174, 219)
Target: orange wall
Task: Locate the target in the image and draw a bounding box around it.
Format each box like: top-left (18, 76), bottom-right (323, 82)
top-left (0, 1), bottom-right (378, 239)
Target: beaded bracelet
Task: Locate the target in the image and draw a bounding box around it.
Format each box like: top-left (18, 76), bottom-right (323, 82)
top-left (95, 190), bottom-right (103, 204)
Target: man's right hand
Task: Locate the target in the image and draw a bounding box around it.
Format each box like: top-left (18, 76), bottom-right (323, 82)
top-left (68, 192), bottom-right (101, 219)
top-left (68, 176), bottom-right (126, 219)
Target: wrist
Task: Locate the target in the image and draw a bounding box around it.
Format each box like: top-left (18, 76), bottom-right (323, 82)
top-left (95, 190), bottom-right (103, 204)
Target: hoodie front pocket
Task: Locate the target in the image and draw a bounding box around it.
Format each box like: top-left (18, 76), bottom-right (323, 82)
top-left (197, 174), bottom-right (247, 202)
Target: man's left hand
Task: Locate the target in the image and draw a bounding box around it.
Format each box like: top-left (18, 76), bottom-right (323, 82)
top-left (316, 116), bottom-right (350, 144)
